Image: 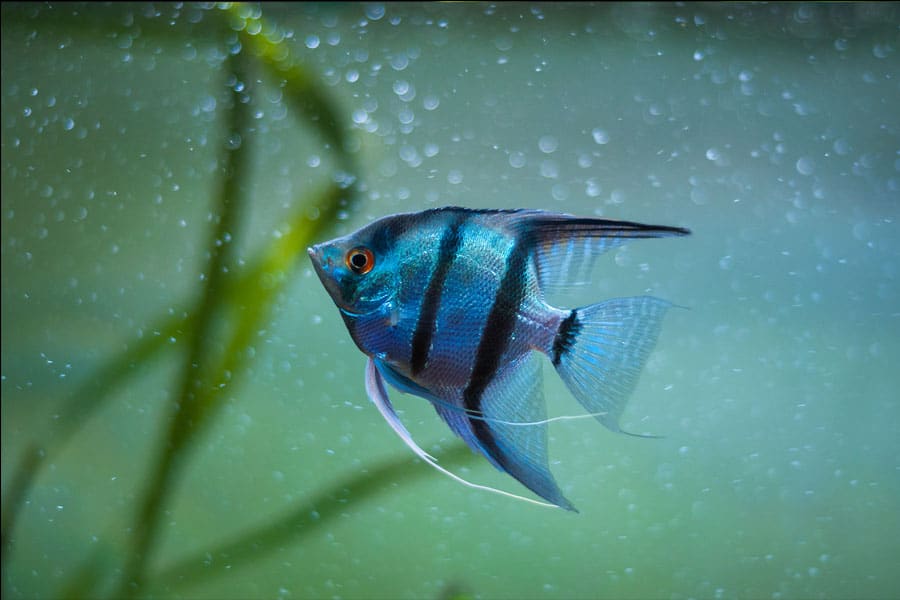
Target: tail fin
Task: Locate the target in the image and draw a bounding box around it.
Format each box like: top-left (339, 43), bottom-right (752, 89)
top-left (551, 296), bottom-right (672, 436)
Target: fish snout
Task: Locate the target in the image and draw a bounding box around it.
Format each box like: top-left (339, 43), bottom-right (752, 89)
top-left (307, 245), bottom-right (327, 277)
top-left (306, 245), bottom-right (320, 265)
top-left (307, 245), bottom-right (332, 269)
top-left (307, 244), bottom-right (340, 289)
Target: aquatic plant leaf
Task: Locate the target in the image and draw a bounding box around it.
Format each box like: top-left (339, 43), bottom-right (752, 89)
top-left (225, 4), bottom-right (357, 177)
top-left (119, 57), bottom-right (356, 596)
top-left (149, 444), bottom-right (476, 592)
top-left (118, 50), bottom-right (254, 595)
top-left (1, 4), bottom-right (360, 595)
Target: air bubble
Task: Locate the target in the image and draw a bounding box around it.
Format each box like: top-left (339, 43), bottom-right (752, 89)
top-left (796, 156), bottom-right (815, 176)
top-left (540, 160), bottom-right (558, 179)
top-left (390, 54), bottom-right (409, 71)
top-left (397, 107), bottom-right (414, 125)
top-left (423, 95), bottom-right (440, 111)
top-left (538, 135), bottom-right (558, 154)
top-left (873, 43), bottom-right (893, 59)
top-left (509, 152), bottom-right (526, 168)
top-left (392, 80), bottom-right (409, 96)
top-left (365, 4), bottom-right (385, 20)
top-left (551, 184), bottom-right (568, 201)
top-left (352, 109), bottom-right (367, 124)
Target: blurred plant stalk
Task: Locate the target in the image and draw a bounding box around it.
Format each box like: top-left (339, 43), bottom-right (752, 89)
top-left (2, 4), bottom-right (363, 598)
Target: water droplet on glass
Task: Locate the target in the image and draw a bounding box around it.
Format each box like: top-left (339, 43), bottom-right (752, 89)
top-left (872, 43), bottom-right (893, 59)
top-left (540, 160), bottom-right (558, 179)
top-left (591, 128), bottom-right (609, 145)
top-left (509, 151), bottom-right (526, 169)
top-left (397, 107), bottom-right (414, 125)
top-left (494, 36), bottom-right (513, 51)
top-left (538, 135), bottom-right (558, 154)
top-left (399, 145), bottom-right (419, 164)
top-left (226, 133), bottom-right (242, 150)
top-left (390, 54), bottom-right (409, 71)
top-left (365, 4), bottom-right (385, 20)
top-left (551, 184), bottom-right (568, 201)
top-left (392, 80), bottom-right (409, 96)
top-left (423, 95), bottom-right (440, 111)
top-left (796, 156), bottom-right (815, 176)
top-left (305, 34), bottom-right (320, 49)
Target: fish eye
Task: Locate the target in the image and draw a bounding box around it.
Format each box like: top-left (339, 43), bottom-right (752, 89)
top-left (345, 247), bottom-right (374, 275)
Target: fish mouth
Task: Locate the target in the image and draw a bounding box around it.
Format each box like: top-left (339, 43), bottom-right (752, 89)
top-left (307, 245), bottom-right (330, 283)
top-left (307, 245), bottom-right (328, 275)
top-left (307, 244), bottom-right (344, 303)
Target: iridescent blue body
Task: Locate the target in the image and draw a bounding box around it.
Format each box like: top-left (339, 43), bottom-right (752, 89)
top-left (308, 207), bottom-right (689, 510)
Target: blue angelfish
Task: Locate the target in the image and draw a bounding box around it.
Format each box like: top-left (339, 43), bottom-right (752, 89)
top-left (308, 207), bottom-right (689, 511)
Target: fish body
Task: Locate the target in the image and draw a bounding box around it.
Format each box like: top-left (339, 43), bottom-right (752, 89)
top-left (308, 207), bottom-right (689, 510)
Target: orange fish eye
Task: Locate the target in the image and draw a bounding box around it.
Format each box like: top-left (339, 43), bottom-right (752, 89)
top-left (345, 247), bottom-right (375, 275)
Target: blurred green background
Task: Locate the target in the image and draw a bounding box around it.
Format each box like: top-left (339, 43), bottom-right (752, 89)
top-left (2, 3), bottom-right (899, 599)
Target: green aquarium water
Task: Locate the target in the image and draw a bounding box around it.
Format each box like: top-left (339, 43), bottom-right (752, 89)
top-left (2, 3), bottom-right (898, 599)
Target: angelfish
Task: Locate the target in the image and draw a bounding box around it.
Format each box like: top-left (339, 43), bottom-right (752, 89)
top-left (308, 207), bottom-right (689, 511)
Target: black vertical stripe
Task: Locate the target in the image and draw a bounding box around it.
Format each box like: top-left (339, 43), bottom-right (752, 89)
top-left (410, 216), bottom-right (466, 375)
top-left (551, 309), bottom-right (580, 366)
top-left (462, 234), bottom-right (532, 467)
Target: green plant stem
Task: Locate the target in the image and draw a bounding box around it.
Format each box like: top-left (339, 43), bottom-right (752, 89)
top-left (0, 314), bottom-right (186, 586)
top-left (118, 52), bottom-right (252, 597)
top-left (150, 444), bottom-right (476, 593)
top-left (2, 5), bottom-right (361, 595)
top-left (0, 445), bottom-right (42, 571)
